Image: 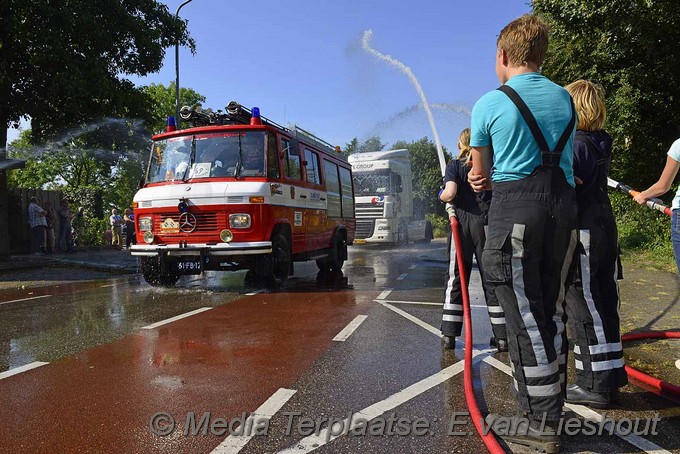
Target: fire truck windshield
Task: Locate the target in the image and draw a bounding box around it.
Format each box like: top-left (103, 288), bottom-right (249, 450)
top-left (353, 169), bottom-right (394, 195)
top-left (146, 131), bottom-right (266, 183)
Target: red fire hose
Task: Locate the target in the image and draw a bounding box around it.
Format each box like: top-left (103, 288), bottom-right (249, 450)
top-left (621, 331), bottom-right (680, 397)
top-left (450, 215), bottom-right (506, 454)
top-left (449, 175), bottom-right (680, 453)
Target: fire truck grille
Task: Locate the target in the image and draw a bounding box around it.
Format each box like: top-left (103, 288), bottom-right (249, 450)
top-left (355, 203), bottom-right (384, 219)
top-left (153, 212), bottom-right (222, 235)
top-left (355, 219), bottom-right (375, 240)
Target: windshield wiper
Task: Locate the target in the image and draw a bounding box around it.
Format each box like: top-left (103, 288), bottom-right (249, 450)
top-left (234, 133), bottom-right (243, 179)
top-left (182, 135), bottom-right (196, 181)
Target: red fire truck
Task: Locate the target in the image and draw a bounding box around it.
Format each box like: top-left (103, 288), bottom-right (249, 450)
top-left (131, 102), bottom-right (355, 287)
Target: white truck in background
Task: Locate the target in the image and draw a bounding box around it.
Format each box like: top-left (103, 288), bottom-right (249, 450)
top-left (348, 149), bottom-right (433, 245)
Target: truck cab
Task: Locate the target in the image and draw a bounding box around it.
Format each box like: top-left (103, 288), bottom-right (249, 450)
top-left (348, 149), bottom-right (432, 244)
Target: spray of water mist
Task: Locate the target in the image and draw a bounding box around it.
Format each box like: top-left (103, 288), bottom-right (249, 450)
top-left (362, 29), bottom-right (446, 174)
top-left (369, 102), bottom-right (472, 138)
top-left (7, 118), bottom-right (149, 164)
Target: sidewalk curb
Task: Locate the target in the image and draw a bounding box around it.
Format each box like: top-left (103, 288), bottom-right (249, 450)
top-left (0, 256), bottom-right (138, 275)
top-left (50, 258), bottom-right (138, 275)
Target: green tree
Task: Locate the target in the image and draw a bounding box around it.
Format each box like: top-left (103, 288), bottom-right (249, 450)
top-left (344, 137), bottom-right (359, 158)
top-left (0, 0), bottom-right (195, 149)
top-left (358, 136), bottom-right (386, 153)
top-left (532, 0), bottom-right (680, 189)
top-left (142, 82), bottom-right (206, 135)
top-left (392, 137), bottom-right (451, 218)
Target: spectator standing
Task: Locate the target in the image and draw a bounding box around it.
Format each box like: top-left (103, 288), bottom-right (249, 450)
top-left (28, 197), bottom-right (48, 255)
top-left (123, 208), bottom-right (136, 248)
top-left (43, 201), bottom-right (57, 254)
top-left (72, 207), bottom-right (85, 247)
top-left (57, 199), bottom-right (74, 252)
top-left (110, 209), bottom-right (124, 249)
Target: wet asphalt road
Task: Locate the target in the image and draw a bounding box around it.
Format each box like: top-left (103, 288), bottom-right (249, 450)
top-left (0, 240), bottom-right (678, 454)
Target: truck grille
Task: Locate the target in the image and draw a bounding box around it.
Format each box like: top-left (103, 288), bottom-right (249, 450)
top-left (355, 219), bottom-right (375, 239)
top-left (355, 203), bottom-right (384, 219)
top-left (153, 212), bottom-right (222, 236)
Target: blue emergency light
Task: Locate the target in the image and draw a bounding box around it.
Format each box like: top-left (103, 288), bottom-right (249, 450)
top-left (250, 107), bottom-right (262, 125)
top-left (166, 116), bottom-right (177, 132)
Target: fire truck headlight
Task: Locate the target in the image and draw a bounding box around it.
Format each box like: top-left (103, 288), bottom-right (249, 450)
top-left (139, 216), bottom-right (152, 232)
top-left (229, 214), bottom-right (251, 229)
top-left (143, 231), bottom-right (155, 244)
top-left (220, 229), bottom-right (234, 243)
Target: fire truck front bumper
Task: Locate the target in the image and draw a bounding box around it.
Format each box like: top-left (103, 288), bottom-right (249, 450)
top-left (130, 241), bottom-right (273, 257)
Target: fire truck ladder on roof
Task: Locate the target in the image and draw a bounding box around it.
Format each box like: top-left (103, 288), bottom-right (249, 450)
top-left (180, 101), bottom-right (342, 158)
top-left (291, 126), bottom-right (336, 155)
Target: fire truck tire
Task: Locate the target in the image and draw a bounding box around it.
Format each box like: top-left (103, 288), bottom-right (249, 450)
top-left (140, 257), bottom-right (180, 287)
top-left (257, 234), bottom-right (291, 287)
top-left (418, 222), bottom-right (433, 244)
top-left (316, 232), bottom-right (346, 272)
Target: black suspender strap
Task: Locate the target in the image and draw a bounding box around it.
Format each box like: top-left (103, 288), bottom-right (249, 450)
top-left (497, 84), bottom-right (576, 166)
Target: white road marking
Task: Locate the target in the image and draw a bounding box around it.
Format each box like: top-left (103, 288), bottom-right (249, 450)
top-left (141, 307), bottom-right (212, 330)
top-left (277, 297), bottom-right (495, 453)
top-left (0, 294), bottom-right (51, 306)
top-left (100, 284), bottom-right (116, 288)
top-left (375, 299), bottom-right (489, 309)
top-left (278, 361), bottom-right (467, 454)
top-left (376, 289), bottom-right (393, 300)
top-left (378, 301), bottom-right (441, 337)
top-left (333, 315), bottom-right (368, 341)
top-left (396, 273), bottom-right (408, 281)
top-left (373, 299), bottom-right (488, 309)
top-left (376, 299), bottom-right (441, 306)
top-left (482, 356), bottom-right (671, 454)
top-left (245, 289), bottom-right (265, 296)
top-left (212, 388), bottom-right (297, 454)
top-left (409, 264), bottom-right (418, 270)
top-left (0, 361), bottom-right (49, 380)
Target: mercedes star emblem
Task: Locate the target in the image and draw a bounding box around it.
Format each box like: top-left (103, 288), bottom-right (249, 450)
top-left (179, 212), bottom-right (197, 233)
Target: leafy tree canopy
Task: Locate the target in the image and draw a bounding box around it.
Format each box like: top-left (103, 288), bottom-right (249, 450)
top-left (0, 0), bottom-right (195, 147)
top-left (343, 137), bottom-right (359, 159)
top-left (142, 82), bottom-right (206, 135)
top-left (532, 0), bottom-right (680, 188)
top-left (358, 136), bottom-right (386, 153)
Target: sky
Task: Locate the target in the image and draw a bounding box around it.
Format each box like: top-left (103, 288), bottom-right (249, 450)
top-left (7, 0), bottom-right (532, 153)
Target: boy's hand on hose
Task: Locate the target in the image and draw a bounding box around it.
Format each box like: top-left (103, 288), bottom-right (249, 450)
top-left (468, 172), bottom-right (489, 192)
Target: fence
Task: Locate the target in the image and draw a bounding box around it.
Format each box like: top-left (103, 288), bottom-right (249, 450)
top-left (8, 187), bottom-right (64, 253)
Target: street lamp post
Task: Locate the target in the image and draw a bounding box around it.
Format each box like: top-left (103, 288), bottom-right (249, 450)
top-left (175, 0), bottom-right (194, 124)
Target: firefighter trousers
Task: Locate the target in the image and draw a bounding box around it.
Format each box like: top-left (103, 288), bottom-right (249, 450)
top-left (482, 174), bottom-right (578, 422)
top-left (565, 204), bottom-right (627, 392)
top-left (442, 210), bottom-right (506, 339)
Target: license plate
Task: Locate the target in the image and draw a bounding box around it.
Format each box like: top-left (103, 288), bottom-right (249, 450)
top-left (354, 239), bottom-right (366, 244)
top-left (176, 259), bottom-right (202, 274)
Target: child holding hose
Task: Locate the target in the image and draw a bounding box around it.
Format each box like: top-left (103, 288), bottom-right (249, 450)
top-left (439, 128), bottom-right (507, 351)
top-left (634, 140), bottom-right (680, 272)
top-left (563, 80), bottom-right (627, 408)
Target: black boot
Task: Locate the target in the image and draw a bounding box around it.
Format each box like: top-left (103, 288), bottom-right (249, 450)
top-left (565, 384), bottom-right (611, 409)
top-left (490, 337), bottom-right (508, 352)
top-left (485, 413), bottom-right (560, 453)
top-left (442, 335), bottom-right (456, 350)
